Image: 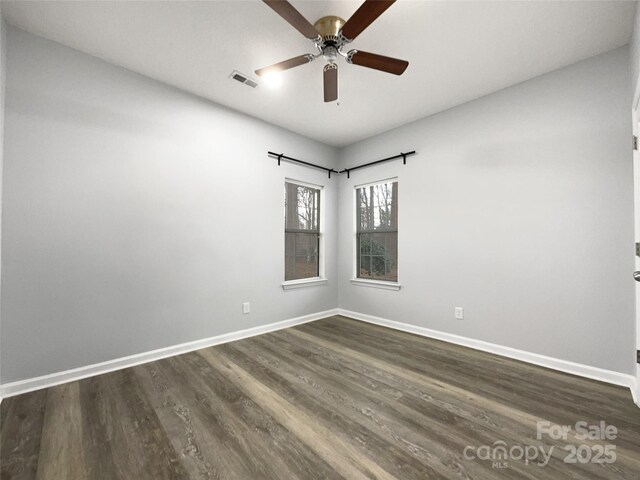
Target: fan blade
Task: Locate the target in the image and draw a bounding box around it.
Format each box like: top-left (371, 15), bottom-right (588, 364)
top-left (255, 54), bottom-right (314, 77)
top-left (340, 0), bottom-right (395, 42)
top-left (347, 50), bottom-right (408, 75)
top-left (323, 63), bottom-right (338, 103)
top-left (263, 0), bottom-right (320, 40)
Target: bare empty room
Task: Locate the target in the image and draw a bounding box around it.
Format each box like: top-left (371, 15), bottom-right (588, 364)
top-left (0, 0), bottom-right (639, 479)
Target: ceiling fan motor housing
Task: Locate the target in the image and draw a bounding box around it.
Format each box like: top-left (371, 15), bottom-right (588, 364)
top-left (314, 15), bottom-right (348, 63)
top-left (314, 16), bottom-right (345, 42)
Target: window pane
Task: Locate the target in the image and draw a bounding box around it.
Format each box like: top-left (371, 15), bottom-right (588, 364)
top-left (385, 231), bottom-right (398, 258)
top-left (285, 232), bottom-right (295, 256)
top-left (285, 226), bottom-right (320, 280)
top-left (285, 182), bottom-right (321, 281)
top-left (356, 181), bottom-right (397, 232)
top-left (386, 256), bottom-right (398, 282)
top-left (356, 183), bottom-right (398, 282)
top-left (371, 256), bottom-right (386, 279)
top-left (285, 183), bottom-right (320, 231)
top-left (357, 233), bottom-right (369, 255)
top-left (369, 232), bottom-right (387, 256)
top-left (358, 232), bottom-right (396, 256)
top-left (294, 255), bottom-right (318, 279)
top-left (285, 255), bottom-right (296, 280)
top-left (359, 255), bottom-right (371, 278)
top-left (294, 233), bottom-right (318, 256)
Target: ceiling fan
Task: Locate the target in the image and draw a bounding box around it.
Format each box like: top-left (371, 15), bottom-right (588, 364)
top-left (256, 0), bottom-right (409, 103)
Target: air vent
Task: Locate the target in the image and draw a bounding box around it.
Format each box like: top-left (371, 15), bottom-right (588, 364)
top-left (229, 70), bottom-right (258, 88)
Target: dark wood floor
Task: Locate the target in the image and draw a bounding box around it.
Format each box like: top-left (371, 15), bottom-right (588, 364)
top-left (2, 315), bottom-right (639, 479)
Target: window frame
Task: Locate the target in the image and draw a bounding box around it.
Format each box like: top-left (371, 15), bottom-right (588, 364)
top-left (282, 178), bottom-right (327, 289)
top-left (352, 177), bottom-right (401, 290)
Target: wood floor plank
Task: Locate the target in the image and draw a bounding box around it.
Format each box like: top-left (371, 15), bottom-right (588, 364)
top-left (133, 359), bottom-right (247, 480)
top-left (77, 375), bottom-right (124, 480)
top-left (2, 315), bottom-right (639, 480)
top-left (151, 353), bottom-right (334, 480)
top-left (198, 346), bottom-right (402, 480)
top-left (35, 382), bottom-right (87, 480)
top-left (101, 369), bottom-right (188, 480)
top-left (0, 390), bottom-right (47, 480)
top-left (169, 351), bottom-right (346, 480)
top-left (214, 341), bottom-right (452, 480)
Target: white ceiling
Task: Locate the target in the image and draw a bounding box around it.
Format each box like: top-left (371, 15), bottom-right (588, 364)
top-left (1, 0), bottom-right (636, 147)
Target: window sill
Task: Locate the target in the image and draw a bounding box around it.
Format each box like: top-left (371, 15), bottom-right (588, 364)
top-left (282, 278), bottom-right (328, 290)
top-left (350, 279), bottom-right (402, 291)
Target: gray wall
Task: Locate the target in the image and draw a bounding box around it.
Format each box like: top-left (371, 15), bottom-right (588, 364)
top-left (630, 3), bottom-right (640, 97)
top-left (0, 8), bottom-right (5, 384)
top-left (337, 47), bottom-right (636, 375)
top-left (0, 27), bottom-right (339, 384)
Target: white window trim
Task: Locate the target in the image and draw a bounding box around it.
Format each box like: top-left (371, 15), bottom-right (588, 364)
top-left (284, 178), bottom-right (327, 286)
top-left (350, 278), bottom-right (401, 290)
top-left (353, 177), bottom-right (399, 287)
top-left (282, 277), bottom-right (328, 290)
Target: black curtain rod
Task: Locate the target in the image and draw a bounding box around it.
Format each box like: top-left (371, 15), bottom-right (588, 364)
top-left (340, 151), bottom-right (416, 178)
top-left (268, 151), bottom-right (339, 178)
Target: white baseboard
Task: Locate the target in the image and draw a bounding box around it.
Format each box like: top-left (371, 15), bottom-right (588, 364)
top-left (337, 309), bottom-right (639, 406)
top-left (632, 370), bottom-right (640, 407)
top-left (0, 308), bottom-right (339, 399)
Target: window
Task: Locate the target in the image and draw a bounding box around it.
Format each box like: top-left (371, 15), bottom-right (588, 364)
top-left (356, 180), bottom-right (398, 282)
top-left (285, 181), bottom-right (321, 281)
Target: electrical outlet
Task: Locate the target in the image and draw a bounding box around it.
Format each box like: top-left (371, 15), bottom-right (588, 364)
top-left (455, 307), bottom-right (464, 320)
top-left (243, 302), bottom-right (250, 314)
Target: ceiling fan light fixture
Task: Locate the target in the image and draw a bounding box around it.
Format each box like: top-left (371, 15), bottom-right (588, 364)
top-left (261, 71), bottom-right (283, 88)
top-left (323, 45), bottom-right (338, 63)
